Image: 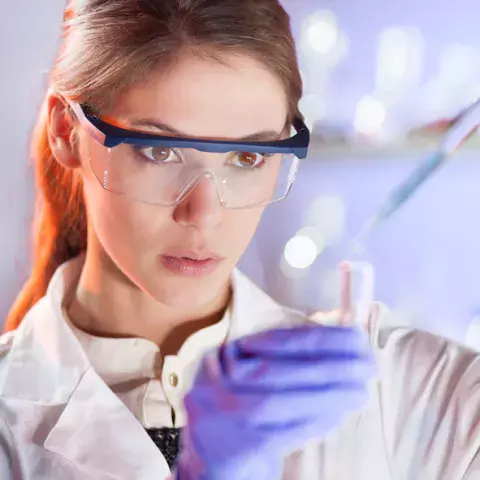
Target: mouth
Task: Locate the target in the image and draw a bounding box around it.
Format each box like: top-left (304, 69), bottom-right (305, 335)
top-left (160, 250), bottom-right (224, 277)
top-left (164, 250), bottom-right (224, 261)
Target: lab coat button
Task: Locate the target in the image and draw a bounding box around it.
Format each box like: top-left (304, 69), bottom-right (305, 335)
top-left (169, 373), bottom-right (179, 387)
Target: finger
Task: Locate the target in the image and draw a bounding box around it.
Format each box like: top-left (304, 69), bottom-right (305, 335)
top-left (235, 325), bottom-right (371, 359)
top-left (223, 355), bottom-right (377, 391)
top-left (181, 414), bottom-right (284, 476)
top-left (247, 383), bottom-right (370, 426)
top-left (254, 405), bottom-right (362, 454)
top-left (184, 393), bottom-right (368, 468)
top-left (189, 380), bottom-right (370, 427)
top-left (250, 384), bottom-right (370, 427)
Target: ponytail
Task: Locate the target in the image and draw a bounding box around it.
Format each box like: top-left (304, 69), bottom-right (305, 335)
top-left (4, 107), bottom-right (87, 332)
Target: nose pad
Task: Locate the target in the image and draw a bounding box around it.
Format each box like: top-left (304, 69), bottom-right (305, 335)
top-left (175, 169), bottom-right (226, 206)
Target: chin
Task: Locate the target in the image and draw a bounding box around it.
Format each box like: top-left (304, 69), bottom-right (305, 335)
top-left (143, 267), bottom-right (232, 311)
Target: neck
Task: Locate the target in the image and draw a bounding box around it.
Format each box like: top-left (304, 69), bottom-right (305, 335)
top-left (67, 244), bottom-right (231, 355)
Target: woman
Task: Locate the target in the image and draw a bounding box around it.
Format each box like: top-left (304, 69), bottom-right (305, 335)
top-left (0, 1), bottom-right (479, 479)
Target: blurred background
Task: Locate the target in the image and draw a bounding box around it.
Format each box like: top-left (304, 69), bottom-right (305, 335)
top-left (2, 1), bottom-right (480, 346)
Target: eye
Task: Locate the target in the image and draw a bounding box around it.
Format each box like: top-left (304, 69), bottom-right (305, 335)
top-left (134, 145), bottom-right (181, 164)
top-left (232, 152), bottom-right (268, 169)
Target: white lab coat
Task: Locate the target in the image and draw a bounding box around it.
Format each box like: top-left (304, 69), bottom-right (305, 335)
top-left (0, 260), bottom-right (479, 479)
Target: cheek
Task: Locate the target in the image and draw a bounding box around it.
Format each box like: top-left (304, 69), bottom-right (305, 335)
top-left (224, 208), bottom-right (265, 252)
top-left (79, 138), bottom-right (170, 251)
top-left (83, 171), bottom-right (172, 256)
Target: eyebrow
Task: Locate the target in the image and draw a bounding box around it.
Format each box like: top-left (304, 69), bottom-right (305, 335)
top-left (128, 118), bottom-right (284, 142)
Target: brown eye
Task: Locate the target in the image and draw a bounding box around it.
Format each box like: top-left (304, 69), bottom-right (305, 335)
top-left (134, 145), bottom-right (180, 164)
top-left (151, 146), bottom-right (174, 162)
top-left (234, 152), bottom-right (265, 168)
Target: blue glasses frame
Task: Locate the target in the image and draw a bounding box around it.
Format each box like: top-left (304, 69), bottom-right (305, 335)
top-left (69, 102), bottom-right (310, 159)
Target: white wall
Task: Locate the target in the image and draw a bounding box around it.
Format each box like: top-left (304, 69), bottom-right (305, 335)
top-left (0, 3), bottom-right (65, 321)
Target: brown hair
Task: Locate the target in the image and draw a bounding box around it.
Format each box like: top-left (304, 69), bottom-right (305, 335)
top-left (5, 0), bottom-right (303, 331)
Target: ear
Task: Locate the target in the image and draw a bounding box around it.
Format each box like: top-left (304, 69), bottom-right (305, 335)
top-left (47, 92), bottom-right (81, 169)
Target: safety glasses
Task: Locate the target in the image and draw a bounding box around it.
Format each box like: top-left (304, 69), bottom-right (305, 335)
top-left (70, 101), bottom-right (310, 209)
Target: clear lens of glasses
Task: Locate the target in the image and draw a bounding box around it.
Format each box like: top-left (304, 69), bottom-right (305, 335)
top-left (87, 139), bottom-right (300, 208)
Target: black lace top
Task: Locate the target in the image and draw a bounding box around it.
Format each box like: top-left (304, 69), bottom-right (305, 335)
top-left (145, 427), bottom-right (183, 469)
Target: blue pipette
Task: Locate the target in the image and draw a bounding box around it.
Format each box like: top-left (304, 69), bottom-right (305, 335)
top-left (353, 98), bottom-right (480, 250)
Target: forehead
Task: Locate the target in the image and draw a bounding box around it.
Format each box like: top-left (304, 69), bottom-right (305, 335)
top-left (110, 53), bottom-right (289, 139)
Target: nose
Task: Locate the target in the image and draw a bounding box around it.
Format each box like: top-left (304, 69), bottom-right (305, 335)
top-left (172, 175), bottom-right (223, 230)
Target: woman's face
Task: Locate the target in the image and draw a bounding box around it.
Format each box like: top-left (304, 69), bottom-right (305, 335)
top-left (77, 53), bottom-right (289, 309)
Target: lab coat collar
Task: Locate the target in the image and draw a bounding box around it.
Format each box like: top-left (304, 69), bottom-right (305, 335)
top-left (0, 258), bottom-right (281, 401)
top-left (229, 267), bottom-right (297, 339)
top-left (0, 257), bottom-right (290, 478)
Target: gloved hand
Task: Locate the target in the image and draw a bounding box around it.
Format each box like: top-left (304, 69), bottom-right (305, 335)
top-left (175, 325), bottom-right (377, 480)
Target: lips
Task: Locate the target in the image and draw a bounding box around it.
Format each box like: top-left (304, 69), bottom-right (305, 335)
top-left (164, 250), bottom-right (223, 261)
top-left (160, 250), bottom-right (224, 277)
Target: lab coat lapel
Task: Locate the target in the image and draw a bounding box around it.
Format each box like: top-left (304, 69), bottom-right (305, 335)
top-left (229, 269), bottom-right (307, 339)
top-left (0, 284), bottom-right (170, 478)
top-left (43, 366), bottom-right (170, 479)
